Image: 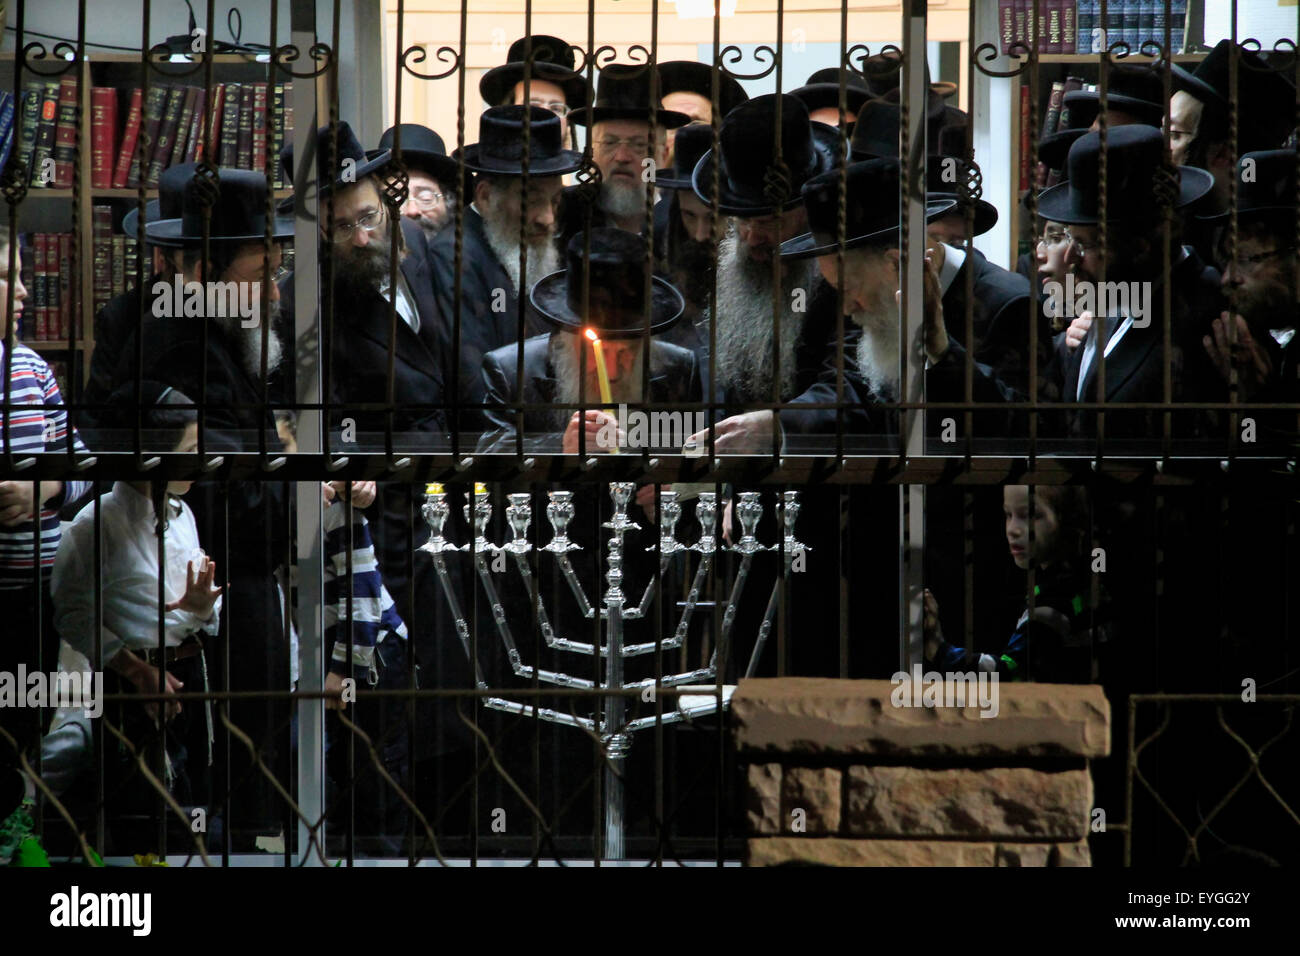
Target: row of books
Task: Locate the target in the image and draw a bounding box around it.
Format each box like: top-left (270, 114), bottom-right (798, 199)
top-left (13, 232), bottom-right (90, 342)
top-left (999, 0), bottom-right (1190, 56)
top-left (92, 205), bottom-right (143, 318)
top-left (13, 78), bottom-right (293, 190)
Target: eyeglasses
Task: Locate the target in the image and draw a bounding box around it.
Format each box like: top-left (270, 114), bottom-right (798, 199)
top-left (1037, 230), bottom-right (1068, 249)
top-left (407, 188), bottom-right (445, 209)
top-left (326, 207), bottom-right (385, 244)
top-left (594, 136), bottom-right (651, 154)
top-left (530, 99), bottom-right (570, 117)
top-left (1063, 231), bottom-right (1094, 259)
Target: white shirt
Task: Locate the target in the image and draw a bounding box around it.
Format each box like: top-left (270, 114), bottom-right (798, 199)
top-left (1077, 313), bottom-right (1135, 401)
top-left (377, 269), bottom-right (420, 334)
top-left (53, 483), bottom-right (221, 667)
top-left (937, 242), bottom-right (967, 298)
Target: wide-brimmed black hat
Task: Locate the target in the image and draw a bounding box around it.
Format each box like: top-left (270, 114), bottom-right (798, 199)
top-left (1036, 91), bottom-right (1104, 170)
top-left (568, 63), bottom-right (690, 129)
top-left (479, 34), bottom-right (592, 111)
top-left (279, 121), bottom-right (392, 209)
top-left (145, 168), bottom-right (294, 244)
top-left (531, 228), bottom-right (685, 338)
top-left (1171, 40), bottom-right (1297, 152)
top-left (123, 161), bottom-right (194, 246)
top-left (925, 125), bottom-right (998, 236)
top-left (779, 159), bottom-right (958, 260)
top-left (788, 67), bottom-right (871, 117)
top-left (655, 123), bottom-right (715, 190)
top-left (455, 105), bottom-right (583, 176)
top-left (850, 96), bottom-right (959, 161)
top-left (861, 50), bottom-right (958, 122)
top-left (1037, 124), bottom-right (1213, 225)
top-left (1201, 148), bottom-right (1299, 222)
top-left (657, 60), bottom-right (749, 118)
top-left (1062, 64), bottom-right (1167, 129)
top-left (370, 124), bottom-right (462, 190)
top-left (691, 94), bottom-right (842, 216)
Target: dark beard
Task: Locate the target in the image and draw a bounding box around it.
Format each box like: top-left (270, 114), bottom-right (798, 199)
top-left (330, 237), bottom-right (398, 302)
top-left (672, 237), bottom-right (716, 305)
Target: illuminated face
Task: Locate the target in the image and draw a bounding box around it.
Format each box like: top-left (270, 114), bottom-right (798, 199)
top-left (1035, 221), bottom-right (1072, 287)
top-left (477, 175), bottom-right (565, 242)
top-left (167, 422), bottom-right (200, 496)
top-left (677, 189), bottom-right (713, 243)
top-left (0, 244), bottom-right (27, 340)
top-left (808, 105), bottom-right (857, 127)
top-left (1219, 229), bottom-right (1297, 324)
top-left (512, 78), bottom-right (570, 139)
top-left (662, 91), bottom-right (711, 157)
top-left (1168, 91), bottom-right (1203, 166)
top-left (400, 170), bottom-right (450, 231)
top-left (1003, 485), bottom-right (1061, 570)
top-left (591, 119), bottom-right (668, 184)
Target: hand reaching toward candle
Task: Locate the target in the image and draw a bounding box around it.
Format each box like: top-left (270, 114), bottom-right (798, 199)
top-left (563, 409), bottom-right (624, 455)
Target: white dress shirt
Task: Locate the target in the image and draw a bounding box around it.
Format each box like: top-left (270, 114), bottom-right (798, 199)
top-left (53, 482), bottom-right (221, 667)
top-left (377, 269), bottom-right (420, 334)
top-left (937, 242), bottom-right (966, 298)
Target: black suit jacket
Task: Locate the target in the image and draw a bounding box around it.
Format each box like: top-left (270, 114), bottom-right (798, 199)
top-left (477, 334), bottom-right (702, 452)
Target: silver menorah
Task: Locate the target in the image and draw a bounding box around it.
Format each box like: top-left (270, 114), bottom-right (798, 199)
top-left (419, 483), bottom-right (808, 860)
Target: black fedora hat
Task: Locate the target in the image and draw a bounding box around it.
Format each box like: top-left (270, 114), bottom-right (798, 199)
top-left (861, 49), bottom-right (957, 122)
top-left (455, 105), bottom-right (583, 176)
top-left (926, 126), bottom-right (998, 236)
top-left (780, 159), bottom-right (958, 260)
top-left (145, 168), bottom-right (294, 244)
top-left (657, 60), bottom-right (749, 118)
top-left (531, 228), bottom-right (685, 338)
top-left (1062, 64), bottom-right (1167, 129)
top-left (123, 161), bottom-right (195, 246)
top-left (1036, 99), bottom-right (1103, 170)
top-left (692, 93), bottom-right (842, 216)
top-left (655, 123), bottom-right (715, 191)
top-left (1201, 148), bottom-right (1300, 222)
top-left (279, 121), bottom-right (391, 207)
top-left (371, 124), bottom-right (463, 190)
top-left (568, 62), bottom-right (690, 129)
top-left (479, 34), bottom-right (592, 111)
top-left (788, 67), bottom-right (872, 117)
top-left (1037, 124), bottom-right (1213, 225)
top-left (1171, 40), bottom-right (1296, 152)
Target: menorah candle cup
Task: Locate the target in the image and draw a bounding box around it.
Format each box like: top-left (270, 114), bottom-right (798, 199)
top-left (462, 489), bottom-right (496, 553)
top-left (603, 481), bottom-right (641, 532)
top-left (504, 493), bottom-right (533, 554)
top-left (418, 487), bottom-right (460, 554)
top-left (648, 490), bottom-right (685, 554)
top-left (781, 490), bottom-right (810, 554)
top-left (543, 490), bottom-right (581, 553)
top-left (693, 491), bottom-right (718, 553)
top-left (731, 491), bottom-right (766, 554)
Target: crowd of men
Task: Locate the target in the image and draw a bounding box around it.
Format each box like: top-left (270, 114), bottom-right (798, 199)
top-left (2, 34), bottom-right (1298, 861)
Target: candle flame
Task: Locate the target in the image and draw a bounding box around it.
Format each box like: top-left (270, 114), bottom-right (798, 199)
top-left (584, 327), bottom-right (599, 343)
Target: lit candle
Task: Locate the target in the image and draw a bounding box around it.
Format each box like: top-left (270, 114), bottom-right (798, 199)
top-left (583, 327), bottom-right (619, 454)
top-left (425, 482), bottom-right (444, 496)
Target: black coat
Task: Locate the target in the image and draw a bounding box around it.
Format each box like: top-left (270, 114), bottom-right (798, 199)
top-left (82, 275), bottom-right (161, 431)
top-left (477, 333), bottom-right (703, 452)
top-left (427, 206), bottom-right (549, 419)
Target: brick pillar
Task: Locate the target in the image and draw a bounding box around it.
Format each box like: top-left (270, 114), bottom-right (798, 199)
top-left (734, 678), bottom-right (1109, 866)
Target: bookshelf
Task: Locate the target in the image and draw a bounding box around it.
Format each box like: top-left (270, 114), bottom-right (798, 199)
top-left (0, 50), bottom-right (295, 398)
top-left (1005, 51), bottom-right (1207, 265)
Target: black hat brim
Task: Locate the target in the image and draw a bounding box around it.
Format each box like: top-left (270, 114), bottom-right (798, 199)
top-left (1037, 127), bottom-right (1088, 169)
top-left (926, 193), bottom-right (998, 236)
top-left (657, 61), bottom-right (748, 116)
top-left (479, 61), bottom-right (592, 110)
top-left (787, 83), bottom-right (871, 117)
top-left (529, 270), bottom-right (685, 338)
top-left (455, 144), bottom-right (583, 177)
top-left (122, 201), bottom-right (182, 246)
top-left (1036, 165), bottom-right (1215, 224)
top-left (143, 215), bottom-right (297, 244)
top-left (569, 106), bottom-right (691, 129)
top-left (1171, 63), bottom-right (1226, 109)
top-left (779, 198), bottom-right (958, 260)
top-left (1062, 90), bottom-right (1165, 127)
top-left (691, 121), bottom-right (842, 216)
top-left (366, 147), bottom-right (465, 192)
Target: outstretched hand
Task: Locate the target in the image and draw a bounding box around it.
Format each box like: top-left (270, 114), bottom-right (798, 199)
top-left (165, 555), bottom-right (223, 619)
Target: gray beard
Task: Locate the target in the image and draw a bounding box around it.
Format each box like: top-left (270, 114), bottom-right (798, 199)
top-left (548, 333), bottom-right (648, 425)
top-left (709, 230), bottom-right (814, 401)
top-left (598, 179), bottom-right (648, 221)
top-left (852, 305), bottom-right (901, 403)
top-left (216, 300), bottom-right (284, 383)
top-left (480, 206), bottom-right (560, 296)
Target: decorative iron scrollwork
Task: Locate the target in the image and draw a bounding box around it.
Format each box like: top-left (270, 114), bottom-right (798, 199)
top-left (973, 41), bottom-right (1034, 79)
top-left (1239, 38), bottom-right (1298, 74)
top-left (400, 43), bottom-right (460, 81)
top-left (845, 43), bottom-right (902, 80)
top-left (717, 45), bottom-right (776, 83)
top-left (20, 41), bottom-right (81, 78)
top-left (274, 42), bottom-right (335, 80)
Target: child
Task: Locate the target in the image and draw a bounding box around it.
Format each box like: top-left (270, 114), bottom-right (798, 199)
top-left (925, 485), bottom-right (1110, 683)
top-left (52, 383), bottom-right (221, 852)
top-left (0, 232), bottom-right (91, 865)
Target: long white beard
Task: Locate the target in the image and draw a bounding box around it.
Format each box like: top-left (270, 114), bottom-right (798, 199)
top-left (480, 206), bottom-right (561, 296)
top-left (216, 301), bottom-right (284, 383)
top-left (598, 179), bottom-right (649, 221)
top-left (852, 304), bottom-right (901, 403)
top-left (709, 230), bottom-right (814, 401)
top-left (549, 333), bottom-right (648, 419)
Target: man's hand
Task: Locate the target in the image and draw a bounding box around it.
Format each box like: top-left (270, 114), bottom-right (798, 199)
top-left (898, 253), bottom-right (950, 364)
top-left (322, 480), bottom-right (377, 509)
top-left (563, 410), bottom-right (623, 455)
top-left (1064, 311), bottom-right (1093, 351)
top-left (164, 555), bottom-right (223, 620)
top-left (325, 670), bottom-right (348, 711)
top-left (684, 410), bottom-right (777, 455)
top-left (121, 657), bottom-right (184, 723)
top-left (1204, 312), bottom-right (1273, 399)
top-left (0, 480), bottom-right (60, 527)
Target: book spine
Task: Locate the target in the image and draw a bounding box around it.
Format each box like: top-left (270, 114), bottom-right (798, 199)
top-left (1061, 1), bottom-right (1077, 53)
top-left (170, 86), bottom-right (199, 169)
top-left (1014, 1), bottom-right (1027, 51)
top-left (219, 82), bottom-right (241, 168)
top-left (57, 233), bottom-right (72, 340)
top-left (183, 88), bottom-right (206, 163)
top-left (112, 88), bottom-right (143, 189)
top-left (1056, 75), bottom-right (1086, 130)
top-left (128, 84), bottom-right (169, 189)
top-left (92, 205), bottom-right (113, 316)
top-left (999, 0), bottom-right (1016, 55)
top-left (124, 235), bottom-right (139, 294)
top-left (1076, 1), bottom-right (1095, 54)
top-left (0, 92), bottom-right (17, 177)
top-left (270, 82), bottom-right (285, 186)
top-left (1123, 0), bottom-right (1141, 49)
top-left (1046, 0), bottom-right (1064, 54)
top-left (90, 88), bottom-right (116, 190)
top-left (33, 234), bottom-right (48, 339)
top-left (146, 84), bottom-right (186, 187)
top-left (1033, 1), bottom-right (1048, 53)
top-left (1019, 85), bottom-right (1031, 193)
top-left (282, 83), bottom-right (293, 176)
top-left (1043, 81), bottom-right (1066, 138)
top-left (29, 80), bottom-right (60, 188)
top-left (236, 83), bottom-right (253, 169)
top-left (17, 80), bottom-right (43, 175)
top-left (251, 82), bottom-right (268, 174)
top-left (1170, 0), bottom-right (1187, 54)
top-left (1138, 0), bottom-right (1155, 53)
top-left (51, 75), bottom-right (80, 188)
top-left (111, 236), bottom-right (126, 300)
top-left (1104, 0), bottom-right (1124, 50)
top-left (203, 83), bottom-right (224, 164)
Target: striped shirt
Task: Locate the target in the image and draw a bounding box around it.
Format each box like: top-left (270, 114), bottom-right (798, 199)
top-left (0, 342), bottom-right (92, 588)
top-left (322, 499), bottom-right (408, 676)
